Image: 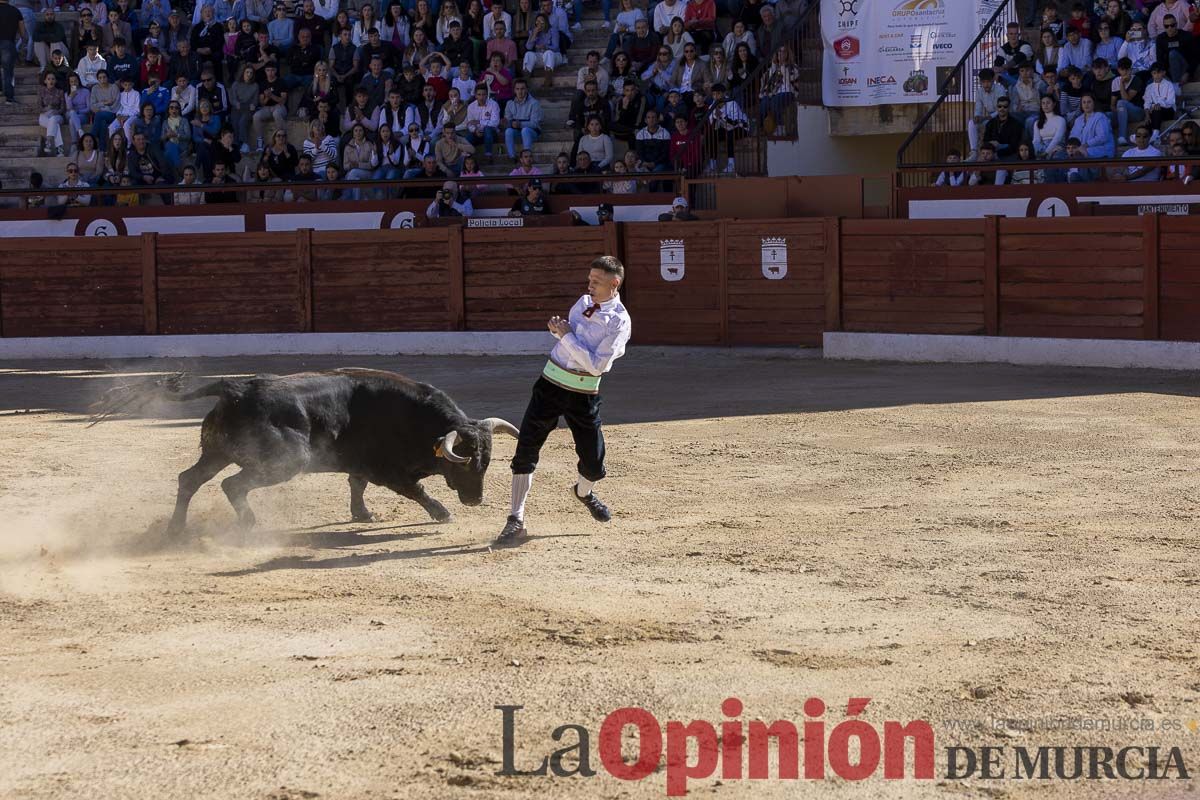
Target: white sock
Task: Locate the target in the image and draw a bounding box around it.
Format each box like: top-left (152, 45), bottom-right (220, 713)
top-left (511, 473), bottom-right (533, 521)
top-left (575, 475), bottom-right (596, 498)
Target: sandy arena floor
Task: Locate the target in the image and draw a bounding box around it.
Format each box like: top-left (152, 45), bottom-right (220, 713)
top-left (1, 350), bottom-right (1199, 799)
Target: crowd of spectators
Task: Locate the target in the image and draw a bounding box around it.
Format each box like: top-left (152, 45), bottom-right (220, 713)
top-left (0, 0), bottom-right (808, 205)
top-left (946, 0), bottom-right (1200, 185)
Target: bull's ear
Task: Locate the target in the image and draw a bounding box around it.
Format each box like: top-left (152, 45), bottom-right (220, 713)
top-left (481, 417), bottom-right (519, 439)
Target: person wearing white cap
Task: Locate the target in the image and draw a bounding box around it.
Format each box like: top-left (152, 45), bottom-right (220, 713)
top-left (658, 194), bottom-right (698, 221)
top-left (498, 255), bottom-right (633, 544)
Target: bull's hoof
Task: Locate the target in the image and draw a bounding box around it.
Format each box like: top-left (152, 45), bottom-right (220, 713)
top-left (430, 508), bottom-right (453, 524)
top-left (351, 511), bottom-right (379, 523)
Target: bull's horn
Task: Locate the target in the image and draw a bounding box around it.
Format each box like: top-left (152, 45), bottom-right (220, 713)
top-left (482, 417), bottom-right (520, 439)
top-left (437, 430), bottom-right (470, 463)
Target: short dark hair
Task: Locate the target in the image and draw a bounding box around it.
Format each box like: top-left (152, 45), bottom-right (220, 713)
top-left (590, 255), bottom-right (625, 283)
top-left (978, 68), bottom-right (995, 81)
top-left (1066, 136), bottom-right (1082, 146)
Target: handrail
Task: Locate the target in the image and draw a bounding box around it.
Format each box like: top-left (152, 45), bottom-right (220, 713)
top-left (895, 0), bottom-right (1019, 169)
top-left (0, 170), bottom-right (684, 207)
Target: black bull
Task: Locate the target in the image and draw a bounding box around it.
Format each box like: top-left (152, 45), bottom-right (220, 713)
top-left (151, 369), bottom-right (519, 535)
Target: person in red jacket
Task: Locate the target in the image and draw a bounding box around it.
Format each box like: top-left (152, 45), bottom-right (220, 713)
top-left (683, 0), bottom-right (715, 52)
top-left (140, 46), bottom-right (168, 87)
top-left (669, 114), bottom-right (701, 175)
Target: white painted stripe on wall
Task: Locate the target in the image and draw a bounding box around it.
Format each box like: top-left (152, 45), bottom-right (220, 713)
top-left (907, 198), bottom-right (1031, 219)
top-left (0, 332), bottom-right (553, 360)
top-left (824, 332), bottom-right (1200, 371)
top-left (124, 216), bottom-right (247, 235)
top-left (264, 212), bottom-right (386, 231)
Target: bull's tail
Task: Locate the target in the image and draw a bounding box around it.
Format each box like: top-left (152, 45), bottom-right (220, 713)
top-left (86, 372), bottom-right (229, 427)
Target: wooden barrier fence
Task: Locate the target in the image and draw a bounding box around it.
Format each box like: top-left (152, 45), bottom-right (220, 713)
top-left (3, 216), bottom-right (1200, 345)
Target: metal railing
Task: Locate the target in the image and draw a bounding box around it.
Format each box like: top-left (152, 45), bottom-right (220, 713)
top-left (895, 0), bottom-right (1020, 186)
top-left (689, 0), bottom-right (822, 208)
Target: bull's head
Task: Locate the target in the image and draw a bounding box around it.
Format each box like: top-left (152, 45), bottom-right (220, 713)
top-left (435, 417), bottom-right (520, 505)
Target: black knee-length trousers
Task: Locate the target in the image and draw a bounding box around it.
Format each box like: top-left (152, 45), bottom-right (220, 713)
top-left (510, 376), bottom-right (606, 481)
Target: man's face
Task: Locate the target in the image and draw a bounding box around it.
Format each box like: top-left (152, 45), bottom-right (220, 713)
top-left (475, 88), bottom-right (487, 104)
top-left (635, 19), bottom-right (647, 35)
top-left (1169, 132), bottom-right (1183, 149)
top-left (1166, 17), bottom-right (1179, 36)
top-left (1066, 143), bottom-right (1078, 157)
top-left (585, 82), bottom-right (597, 98)
top-left (555, 155), bottom-right (568, 170)
top-left (1093, 65), bottom-right (1107, 81)
top-left (514, 82), bottom-right (527, 99)
top-left (424, 155), bottom-right (438, 173)
top-left (645, 110), bottom-right (658, 128)
top-left (576, 152), bottom-right (591, 169)
top-left (1134, 129), bottom-right (1150, 148)
top-left (133, 133), bottom-right (146, 149)
top-left (370, 59), bottom-right (382, 75)
top-left (265, 66), bottom-right (277, 80)
top-left (587, 53), bottom-right (598, 69)
top-left (389, 92), bottom-right (402, 107)
top-left (980, 148), bottom-right (995, 162)
top-left (587, 267), bottom-right (618, 302)
top-left (1174, 143), bottom-right (1187, 157)
top-left (298, 160), bottom-right (313, 175)
top-left (1006, 25), bottom-right (1018, 43)
top-left (519, 150), bottom-right (532, 166)
top-left (424, 85), bottom-right (436, 101)
top-left (299, 29), bottom-right (311, 45)
top-left (1069, 74), bottom-right (1082, 89)
top-left (340, 29), bottom-right (351, 42)
top-left (443, 126), bottom-right (456, 140)
top-left (996, 101), bottom-right (1009, 119)
top-left (179, 41), bottom-right (190, 53)
top-left (980, 78), bottom-right (993, 92)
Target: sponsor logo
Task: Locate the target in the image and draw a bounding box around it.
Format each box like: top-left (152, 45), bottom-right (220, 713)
top-left (838, 0), bottom-right (859, 15)
top-left (867, 75), bottom-right (897, 87)
top-left (902, 69), bottom-right (929, 93)
top-left (878, 45), bottom-right (905, 54)
top-left (833, 35), bottom-right (860, 59)
top-left (894, 0), bottom-right (944, 15)
top-left (839, 77), bottom-right (858, 85)
top-left (910, 34), bottom-right (923, 48)
top-left (879, 31), bottom-right (904, 39)
top-left (933, 41), bottom-right (954, 50)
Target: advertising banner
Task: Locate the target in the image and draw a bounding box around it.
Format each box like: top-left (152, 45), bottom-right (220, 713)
top-left (822, 0), bottom-right (981, 107)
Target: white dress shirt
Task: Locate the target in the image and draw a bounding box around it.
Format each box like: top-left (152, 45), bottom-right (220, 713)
top-left (1144, 78), bottom-right (1177, 110)
top-left (551, 293), bottom-right (632, 377)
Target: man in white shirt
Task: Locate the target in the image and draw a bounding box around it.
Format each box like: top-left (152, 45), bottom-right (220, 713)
top-left (499, 256), bottom-right (633, 544)
top-left (482, 0), bottom-right (511, 41)
top-left (1120, 125), bottom-right (1163, 181)
top-left (465, 83), bottom-right (501, 161)
top-left (968, 68), bottom-right (1007, 157)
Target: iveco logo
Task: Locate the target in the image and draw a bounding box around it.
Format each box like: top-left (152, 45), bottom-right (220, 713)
top-left (933, 42), bottom-right (954, 50)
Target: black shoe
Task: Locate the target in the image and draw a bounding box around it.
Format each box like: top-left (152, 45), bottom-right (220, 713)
top-left (496, 515), bottom-right (528, 543)
top-left (573, 488), bottom-right (611, 522)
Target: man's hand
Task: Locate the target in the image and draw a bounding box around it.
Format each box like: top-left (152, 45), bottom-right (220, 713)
top-left (548, 316), bottom-right (571, 337)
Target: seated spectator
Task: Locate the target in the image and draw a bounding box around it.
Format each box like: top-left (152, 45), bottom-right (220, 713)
top-left (523, 14), bottom-right (564, 85)
top-left (190, 100), bottom-right (223, 175)
top-left (653, 0), bottom-right (683, 36)
top-left (668, 113), bottom-right (699, 175)
top-left (64, 74), bottom-right (91, 153)
top-left (756, 5), bottom-right (782, 58)
top-left (450, 60), bottom-right (475, 100)
top-left (967, 142), bottom-right (1002, 186)
top-left (141, 73), bottom-right (171, 115)
top-left (341, 122), bottom-right (379, 198)
top-left (1144, 61), bottom-right (1177, 140)
top-left (661, 87), bottom-right (688, 129)
top-left (115, 174), bottom-right (141, 206)
top-left (174, 164), bottom-right (205, 204)
top-left (394, 60), bottom-right (426, 105)
top-left (197, 69), bottom-right (230, 118)
top-left (34, 9), bottom-right (67, 71)
top-left (1057, 26), bottom-right (1093, 79)
top-left (502, 77), bottom-right (542, 163)
top-left (286, 28), bottom-right (322, 102)
top-left (1113, 56), bottom-right (1146, 144)
top-left (426, 179), bottom-right (474, 217)
top-left (1166, 140), bottom-right (1197, 182)
top-left (933, 149), bottom-right (966, 186)
top-left (609, 52), bottom-right (637, 98)
top-left (434, 121), bottom-right (475, 174)
top-left (624, 18), bottom-right (662, 71)
top-left (357, 55), bottom-right (390, 109)
top-left (160, 99), bottom-right (193, 170)
top-left (568, 78), bottom-right (610, 132)
top-left (968, 69), bottom-right (1006, 158)
top-left (407, 83), bottom-right (444, 138)
top-left (604, 0), bottom-right (646, 60)
top-left (342, 87), bottom-right (381, 139)
top-left (374, 123), bottom-right (406, 185)
top-left (608, 81), bottom-right (644, 147)
top-left (635, 108), bottom-right (671, 172)
top-left (569, 149), bottom-right (603, 193)
top-left (303, 120), bottom-right (338, 172)
top-left (209, 126), bottom-right (243, 180)
top-left (576, 50), bottom-right (609, 97)
top-left (172, 73), bottom-right (197, 117)
top-left (58, 162), bottom-right (92, 206)
top-left (509, 147), bottom-right (541, 189)
top-left (269, 5), bottom-right (296, 52)
top-left (103, 37), bottom-right (138, 86)
top-left (486, 21), bottom-right (517, 67)
top-left (38, 71), bottom-right (67, 157)
top-left (509, 177), bottom-right (548, 215)
top-left (102, 130), bottom-right (128, 187)
top-left (436, 86), bottom-right (470, 132)
top-left (129, 102), bottom-right (163, 151)
top-left (78, 43), bottom-right (106, 88)
top-left (1069, 92), bottom-right (1114, 175)
top-left (250, 62), bottom-right (287, 150)
top-left (285, 155), bottom-right (321, 201)
top-left (1117, 125), bottom-right (1163, 181)
top-left (483, 52), bottom-right (514, 104)
top-left (44, 47), bottom-right (72, 90)
top-left (165, 11), bottom-right (192, 57)
top-left (380, 2), bottom-right (411, 51)
top-left (1058, 66), bottom-right (1085, 125)
top-left (168, 40), bottom-right (201, 85)
top-left (247, 160), bottom-right (283, 202)
top-left (722, 19), bottom-right (753, 61)
top-left (663, 17), bottom-right (692, 61)
top-left (1084, 58), bottom-right (1115, 115)
top-left (400, 122), bottom-right (432, 173)
top-left (483, 0), bottom-right (511, 43)
top-left (1183, 120), bottom-right (1200, 154)
top-left (128, 130), bottom-right (172, 189)
top-left (981, 97), bottom-right (1022, 161)
top-left (603, 159), bottom-right (636, 194)
top-left (75, 9), bottom-right (103, 62)
top-left (206, 160), bottom-right (240, 202)
top-left (1154, 13), bottom-right (1194, 84)
top-left (575, 116), bottom-right (613, 168)
top-left (465, 83), bottom-right (501, 161)
top-left (403, 153), bottom-right (449, 196)
top-left (264, 128), bottom-right (298, 179)
top-left (658, 195), bottom-right (697, 221)
top-left (1032, 94), bottom-right (1066, 159)
top-left (74, 133), bottom-right (104, 185)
